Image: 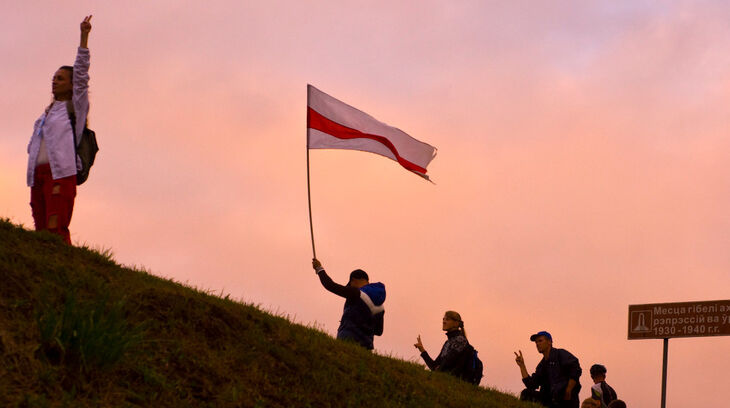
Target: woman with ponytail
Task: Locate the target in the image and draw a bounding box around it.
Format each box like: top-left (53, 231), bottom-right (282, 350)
top-left (26, 16), bottom-right (92, 244)
top-left (414, 311), bottom-right (470, 379)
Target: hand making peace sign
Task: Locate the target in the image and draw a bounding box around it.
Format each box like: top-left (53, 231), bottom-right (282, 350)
top-left (514, 350), bottom-right (525, 367)
top-left (80, 15), bottom-right (93, 33)
top-left (80, 15), bottom-right (92, 48)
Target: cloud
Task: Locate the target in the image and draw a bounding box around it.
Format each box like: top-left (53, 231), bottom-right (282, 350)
top-left (2, 2), bottom-right (729, 407)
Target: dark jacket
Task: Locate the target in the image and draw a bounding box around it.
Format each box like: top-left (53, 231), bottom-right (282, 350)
top-left (420, 330), bottom-right (469, 377)
top-left (523, 347), bottom-right (582, 405)
top-left (317, 269), bottom-right (385, 350)
top-left (591, 381), bottom-right (617, 407)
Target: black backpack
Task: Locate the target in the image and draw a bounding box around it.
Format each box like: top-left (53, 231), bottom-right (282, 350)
top-left (66, 102), bottom-right (99, 185)
top-left (461, 344), bottom-right (484, 385)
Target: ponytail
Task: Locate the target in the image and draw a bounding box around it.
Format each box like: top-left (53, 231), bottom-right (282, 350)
top-left (445, 310), bottom-right (467, 340)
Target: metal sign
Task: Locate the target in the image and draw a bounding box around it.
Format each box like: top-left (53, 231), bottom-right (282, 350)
top-left (628, 300), bottom-right (730, 340)
top-left (628, 299), bottom-right (729, 408)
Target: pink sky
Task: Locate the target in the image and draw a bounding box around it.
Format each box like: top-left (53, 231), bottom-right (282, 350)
top-left (2, 2), bottom-right (729, 406)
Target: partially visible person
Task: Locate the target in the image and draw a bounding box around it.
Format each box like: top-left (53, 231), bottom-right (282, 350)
top-left (312, 258), bottom-right (385, 350)
top-left (589, 364), bottom-right (617, 407)
top-left (27, 16), bottom-right (93, 244)
top-left (607, 400), bottom-right (626, 408)
top-left (581, 398), bottom-right (601, 408)
top-left (414, 311), bottom-right (470, 380)
top-left (514, 331), bottom-right (582, 408)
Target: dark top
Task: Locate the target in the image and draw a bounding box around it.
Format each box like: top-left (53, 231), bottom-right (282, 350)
top-left (522, 347), bottom-right (582, 401)
top-left (420, 330), bottom-right (469, 375)
top-left (317, 269), bottom-right (384, 350)
top-left (592, 381), bottom-right (617, 406)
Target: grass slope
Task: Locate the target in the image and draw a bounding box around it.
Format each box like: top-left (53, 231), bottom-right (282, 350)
top-left (0, 220), bottom-right (540, 408)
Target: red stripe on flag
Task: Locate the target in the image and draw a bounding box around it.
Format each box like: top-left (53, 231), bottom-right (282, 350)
top-left (307, 107), bottom-right (428, 175)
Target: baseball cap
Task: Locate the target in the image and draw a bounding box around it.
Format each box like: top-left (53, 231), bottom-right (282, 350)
top-left (529, 331), bottom-right (552, 342)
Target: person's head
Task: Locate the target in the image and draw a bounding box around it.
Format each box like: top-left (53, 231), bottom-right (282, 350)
top-left (52, 66), bottom-right (74, 101)
top-left (442, 310), bottom-right (467, 338)
top-left (581, 398), bottom-right (601, 408)
top-left (607, 400), bottom-right (626, 408)
top-left (347, 269), bottom-right (369, 289)
top-left (529, 331), bottom-right (553, 354)
top-left (590, 364), bottom-right (607, 383)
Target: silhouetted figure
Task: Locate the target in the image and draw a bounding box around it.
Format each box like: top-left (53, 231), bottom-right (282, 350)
top-left (581, 398), bottom-right (601, 408)
top-left (312, 258), bottom-right (385, 350)
top-left (514, 331), bottom-right (582, 408)
top-left (27, 16), bottom-right (93, 244)
top-left (607, 400), bottom-right (626, 408)
top-left (414, 311), bottom-right (473, 381)
top-left (590, 364), bottom-right (617, 407)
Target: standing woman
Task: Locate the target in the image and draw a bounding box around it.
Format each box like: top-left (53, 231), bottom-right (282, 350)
top-left (414, 310), bottom-right (469, 379)
top-left (27, 16), bottom-right (92, 244)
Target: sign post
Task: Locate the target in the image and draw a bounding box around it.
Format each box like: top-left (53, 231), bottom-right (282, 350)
top-left (628, 299), bottom-right (730, 408)
top-left (661, 338), bottom-right (668, 408)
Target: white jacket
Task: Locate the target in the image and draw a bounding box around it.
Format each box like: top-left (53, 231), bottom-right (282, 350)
top-left (27, 47), bottom-right (90, 186)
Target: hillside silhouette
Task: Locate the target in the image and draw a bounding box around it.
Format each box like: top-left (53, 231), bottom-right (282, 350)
top-left (0, 219), bottom-right (540, 407)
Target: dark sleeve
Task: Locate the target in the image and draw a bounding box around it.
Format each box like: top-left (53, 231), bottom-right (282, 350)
top-left (603, 383), bottom-right (617, 403)
top-left (559, 349), bottom-right (581, 381)
top-left (437, 337), bottom-right (468, 372)
top-left (317, 270), bottom-right (361, 300)
top-left (373, 311), bottom-right (384, 336)
top-left (420, 351), bottom-right (440, 371)
top-left (522, 362), bottom-right (543, 390)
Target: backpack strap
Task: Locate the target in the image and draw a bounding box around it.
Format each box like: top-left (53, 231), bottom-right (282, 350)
top-left (65, 101), bottom-right (78, 149)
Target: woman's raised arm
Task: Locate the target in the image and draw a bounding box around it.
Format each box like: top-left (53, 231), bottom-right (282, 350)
top-left (80, 15), bottom-right (92, 48)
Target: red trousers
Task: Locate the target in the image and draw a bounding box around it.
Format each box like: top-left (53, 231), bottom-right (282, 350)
top-left (30, 164), bottom-right (77, 244)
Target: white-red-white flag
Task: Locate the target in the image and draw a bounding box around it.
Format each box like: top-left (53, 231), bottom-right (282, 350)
top-left (307, 84), bottom-right (437, 180)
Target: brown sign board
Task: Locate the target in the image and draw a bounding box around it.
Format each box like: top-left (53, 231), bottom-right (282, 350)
top-left (628, 300), bottom-right (730, 340)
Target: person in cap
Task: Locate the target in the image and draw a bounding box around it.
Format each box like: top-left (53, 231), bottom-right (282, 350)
top-left (414, 311), bottom-right (470, 380)
top-left (514, 331), bottom-right (582, 408)
top-left (589, 364), bottom-right (617, 407)
top-left (312, 258), bottom-right (385, 350)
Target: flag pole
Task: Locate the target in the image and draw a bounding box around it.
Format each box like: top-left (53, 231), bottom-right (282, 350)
top-left (306, 85), bottom-right (317, 259)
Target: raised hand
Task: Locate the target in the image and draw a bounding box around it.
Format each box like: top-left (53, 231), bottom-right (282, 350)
top-left (312, 258), bottom-right (323, 272)
top-left (80, 15), bottom-right (92, 48)
top-left (80, 15), bottom-right (93, 33)
top-left (514, 350), bottom-right (525, 366)
top-left (414, 334), bottom-right (425, 352)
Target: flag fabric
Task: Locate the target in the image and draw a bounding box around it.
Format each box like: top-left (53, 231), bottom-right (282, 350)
top-left (307, 84), bottom-right (437, 180)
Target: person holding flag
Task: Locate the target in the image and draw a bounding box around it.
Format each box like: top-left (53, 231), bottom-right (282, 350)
top-left (312, 258), bottom-right (386, 350)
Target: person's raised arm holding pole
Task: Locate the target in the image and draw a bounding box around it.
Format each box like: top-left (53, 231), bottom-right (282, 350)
top-left (311, 258), bottom-right (386, 351)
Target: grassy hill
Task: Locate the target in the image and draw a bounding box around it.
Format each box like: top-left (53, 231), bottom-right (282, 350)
top-left (0, 219), bottom-right (540, 408)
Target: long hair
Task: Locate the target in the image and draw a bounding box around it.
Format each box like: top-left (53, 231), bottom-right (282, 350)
top-left (48, 66), bottom-right (74, 108)
top-left (53, 65), bottom-right (89, 127)
top-left (445, 310), bottom-right (467, 340)
top-left (57, 65), bottom-right (74, 99)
